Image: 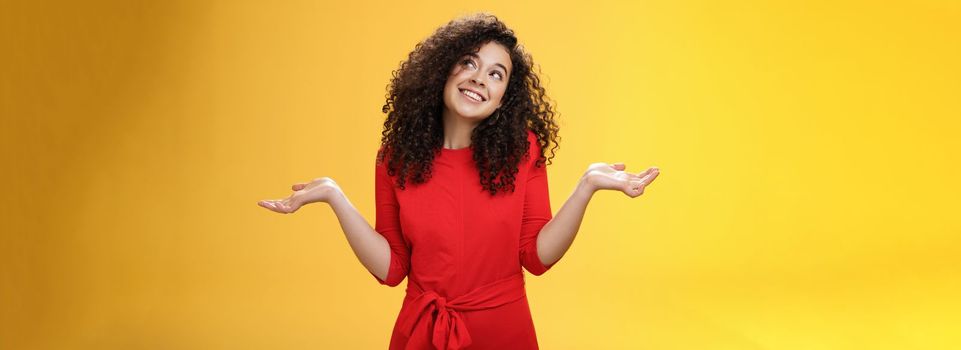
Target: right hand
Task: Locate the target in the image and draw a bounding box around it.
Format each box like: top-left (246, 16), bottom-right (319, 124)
top-left (257, 177), bottom-right (342, 214)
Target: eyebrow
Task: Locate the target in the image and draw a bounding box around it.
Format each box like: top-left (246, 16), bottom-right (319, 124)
top-left (466, 53), bottom-right (509, 73)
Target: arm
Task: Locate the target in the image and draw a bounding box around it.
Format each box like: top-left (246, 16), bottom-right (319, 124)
top-left (256, 150), bottom-right (411, 287)
top-left (367, 156), bottom-right (411, 286)
top-left (535, 162), bottom-right (662, 267)
top-left (322, 158), bottom-right (410, 286)
top-left (535, 176), bottom-right (595, 267)
top-left (325, 190), bottom-right (394, 284)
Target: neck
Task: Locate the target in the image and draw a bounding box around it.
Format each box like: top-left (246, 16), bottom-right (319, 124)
top-left (441, 109), bottom-right (480, 149)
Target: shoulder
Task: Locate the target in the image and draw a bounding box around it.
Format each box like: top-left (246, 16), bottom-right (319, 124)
top-left (376, 144), bottom-right (387, 163)
top-left (525, 129), bottom-right (545, 165)
top-left (375, 145), bottom-right (393, 174)
top-left (526, 129), bottom-right (539, 152)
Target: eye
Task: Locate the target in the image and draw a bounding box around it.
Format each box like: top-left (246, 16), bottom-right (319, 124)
top-left (490, 71), bottom-right (504, 80)
top-left (462, 58), bottom-right (476, 69)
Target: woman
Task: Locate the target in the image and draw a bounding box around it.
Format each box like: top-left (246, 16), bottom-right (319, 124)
top-left (258, 13), bottom-right (660, 350)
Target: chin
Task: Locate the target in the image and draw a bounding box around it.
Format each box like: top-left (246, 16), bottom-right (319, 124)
top-left (448, 104), bottom-right (493, 120)
top-left (457, 110), bottom-right (493, 121)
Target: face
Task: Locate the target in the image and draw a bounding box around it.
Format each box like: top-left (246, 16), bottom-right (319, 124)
top-left (442, 41), bottom-right (512, 122)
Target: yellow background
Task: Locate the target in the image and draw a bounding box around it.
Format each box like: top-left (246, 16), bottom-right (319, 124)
top-left (2, 0), bottom-right (959, 349)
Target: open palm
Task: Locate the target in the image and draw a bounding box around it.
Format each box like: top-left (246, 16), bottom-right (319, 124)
top-left (257, 177), bottom-right (342, 214)
top-left (583, 162), bottom-right (660, 198)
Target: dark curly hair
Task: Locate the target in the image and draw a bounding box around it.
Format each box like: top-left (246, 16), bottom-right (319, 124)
top-left (377, 13), bottom-right (560, 196)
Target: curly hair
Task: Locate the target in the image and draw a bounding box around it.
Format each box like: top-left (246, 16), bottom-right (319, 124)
top-left (377, 13), bottom-right (560, 196)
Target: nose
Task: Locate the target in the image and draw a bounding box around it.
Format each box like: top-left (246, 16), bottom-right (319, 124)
top-left (470, 71), bottom-right (486, 86)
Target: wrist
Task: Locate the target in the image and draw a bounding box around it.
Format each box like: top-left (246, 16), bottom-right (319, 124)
top-left (575, 175), bottom-right (597, 197)
top-left (323, 186), bottom-right (348, 207)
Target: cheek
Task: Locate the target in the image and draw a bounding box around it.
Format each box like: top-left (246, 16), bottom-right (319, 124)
top-left (444, 72), bottom-right (467, 92)
top-left (444, 78), bottom-right (460, 96)
top-left (490, 89), bottom-right (508, 106)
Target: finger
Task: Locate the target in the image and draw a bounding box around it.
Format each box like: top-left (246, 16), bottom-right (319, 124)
top-left (624, 169), bottom-right (650, 184)
top-left (624, 168), bottom-right (658, 196)
top-left (639, 168), bottom-right (660, 186)
top-left (265, 200), bottom-right (291, 214)
top-left (292, 183), bottom-right (307, 191)
top-left (269, 199), bottom-right (285, 213)
top-left (270, 201), bottom-right (287, 213)
top-left (633, 167), bottom-right (653, 178)
top-left (259, 200), bottom-right (280, 213)
top-left (611, 163), bottom-right (626, 171)
top-left (258, 200), bottom-right (278, 210)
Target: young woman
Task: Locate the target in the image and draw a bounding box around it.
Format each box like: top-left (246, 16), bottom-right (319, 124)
top-left (258, 13), bottom-right (660, 350)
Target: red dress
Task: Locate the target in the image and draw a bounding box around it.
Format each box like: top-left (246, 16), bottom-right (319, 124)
top-left (373, 130), bottom-right (557, 350)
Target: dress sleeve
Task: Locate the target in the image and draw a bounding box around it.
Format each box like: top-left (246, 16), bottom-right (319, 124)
top-left (519, 135), bottom-right (556, 276)
top-left (372, 149), bottom-right (411, 287)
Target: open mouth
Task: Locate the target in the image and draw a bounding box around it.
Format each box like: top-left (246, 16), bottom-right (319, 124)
top-left (459, 88), bottom-right (485, 103)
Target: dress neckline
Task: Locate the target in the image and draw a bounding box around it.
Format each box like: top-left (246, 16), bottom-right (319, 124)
top-left (439, 145), bottom-right (473, 162)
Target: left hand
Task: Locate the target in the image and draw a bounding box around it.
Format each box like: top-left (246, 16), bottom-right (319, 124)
top-left (582, 162), bottom-right (660, 197)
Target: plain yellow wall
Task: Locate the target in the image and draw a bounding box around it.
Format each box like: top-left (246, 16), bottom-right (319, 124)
top-left (2, 0), bottom-right (959, 349)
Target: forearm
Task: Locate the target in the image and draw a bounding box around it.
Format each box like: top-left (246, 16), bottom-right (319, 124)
top-left (326, 190), bottom-right (391, 281)
top-left (536, 176), bottom-right (596, 266)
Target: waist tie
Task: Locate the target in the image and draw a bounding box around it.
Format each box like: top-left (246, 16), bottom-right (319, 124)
top-left (397, 273), bottom-right (526, 350)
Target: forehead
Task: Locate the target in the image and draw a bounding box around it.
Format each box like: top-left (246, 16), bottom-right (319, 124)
top-left (468, 42), bottom-right (512, 71)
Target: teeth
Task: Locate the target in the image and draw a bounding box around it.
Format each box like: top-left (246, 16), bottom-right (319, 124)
top-left (461, 89), bottom-right (483, 102)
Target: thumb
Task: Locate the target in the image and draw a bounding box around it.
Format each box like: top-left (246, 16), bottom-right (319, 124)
top-left (292, 183), bottom-right (307, 191)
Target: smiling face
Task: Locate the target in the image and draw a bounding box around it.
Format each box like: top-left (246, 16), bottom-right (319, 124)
top-left (442, 41), bottom-right (513, 123)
